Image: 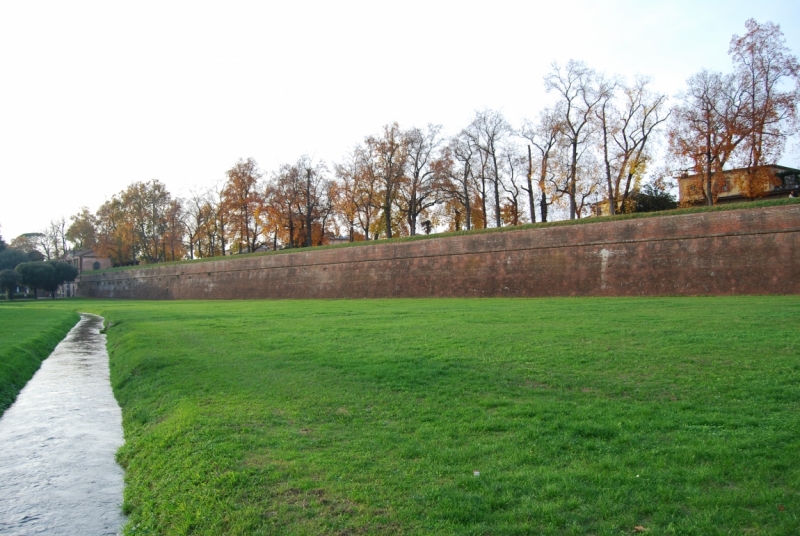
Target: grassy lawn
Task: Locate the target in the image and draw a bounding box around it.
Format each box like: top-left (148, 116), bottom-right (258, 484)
top-left (0, 302), bottom-right (80, 415)
top-left (12, 297), bottom-right (800, 534)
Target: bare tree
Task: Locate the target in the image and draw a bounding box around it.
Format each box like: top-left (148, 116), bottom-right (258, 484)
top-left (545, 60), bottom-right (608, 219)
top-left (42, 218), bottom-right (68, 259)
top-left (445, 131), bottom-right (477, 230)
top-left (333, 152), bottom-right (361, 242)
top-left (294, 156), bottom-right (329, 247)
top-left (500, 144), bottom-right (528, 225)
top-left (520, 106), bottom-right (564, 222)
top-left (398, 125), bottom-right (447, 235)
top-left (595, 77), bottom-right (669, 214)
top-left (547, 142), bottom-right (601, 219)
top-left (209, 181), bottom-right (229, 256)
top-left (184, 190), bottom-right (210, 259)
top-left (468, 109), bottom-right (511, 227)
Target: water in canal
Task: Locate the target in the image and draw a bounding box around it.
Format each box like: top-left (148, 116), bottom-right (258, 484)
top-left (0, 313), bottom-right (126, 535)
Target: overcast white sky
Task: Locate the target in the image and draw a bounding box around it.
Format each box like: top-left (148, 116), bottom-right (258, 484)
top-left (1, 0), bottom-right (798, 240)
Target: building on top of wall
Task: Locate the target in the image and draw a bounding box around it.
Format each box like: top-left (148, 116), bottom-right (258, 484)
top-left (61, 249), bottom-right (112, 297)
top-left (677, 165), bottom-right (800, 206)
top-left (66, 249), bottom-right (112, 273)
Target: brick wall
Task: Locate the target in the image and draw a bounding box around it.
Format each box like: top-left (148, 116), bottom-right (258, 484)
top-left (76, 205), bottom-right (800, 299)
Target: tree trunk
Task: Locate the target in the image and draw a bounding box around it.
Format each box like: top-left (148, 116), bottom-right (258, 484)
top-left (539, 155), bottom-right (549, 223)
top-left (306, 209), bottom-right (313, 248)
top-left (602, 118), bottom-right (615, 216)
top-left (569, 140), bottom-right (579, 219)
top-left (384, 193), bottom-right (393, 239)
top-left (408, 190), bottom-right (417, 236)
top-left (480, 178), bottom-right (488, 229)
top-left (464, 177), bottom-right (472, 231)
top-left (384, 206), bottom-right (392, 239)
top-left (540, 192), bottom-right (548, 223)
top-left (526, 145), bottom-right (536, 223)
top-left (491, 151), bottom-right (501, 227)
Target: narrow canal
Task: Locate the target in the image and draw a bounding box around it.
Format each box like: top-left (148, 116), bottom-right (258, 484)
top-left (0, 313), bottom-right (126, 535)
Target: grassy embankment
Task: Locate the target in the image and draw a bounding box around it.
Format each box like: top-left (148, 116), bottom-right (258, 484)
top-left (0, 303), bottom-right (80, 415)
top-left (8, 297), bottom-right (800, 534)
top-left (88, 197), bottom-right (800, 274)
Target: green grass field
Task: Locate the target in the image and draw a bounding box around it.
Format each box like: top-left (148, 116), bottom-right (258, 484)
top-left (4, 297), bottom-right (800, 534)
top-left (0, 303), bottom-right (79, 415)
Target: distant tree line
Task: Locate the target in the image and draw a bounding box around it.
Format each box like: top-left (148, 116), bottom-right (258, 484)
top-left (0, 227), bottom-right (78, 299)
top-left (4, 20), bottom-right (798, 269)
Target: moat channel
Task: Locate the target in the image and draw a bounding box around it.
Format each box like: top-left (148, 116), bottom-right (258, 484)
top-left (0, 313), bottom-right (126, 535)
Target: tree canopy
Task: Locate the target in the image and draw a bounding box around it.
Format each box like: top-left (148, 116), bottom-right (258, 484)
top-left (14, 261), bottom-right (78, 298)
top-left (0, 269), bottom-right (21, 299)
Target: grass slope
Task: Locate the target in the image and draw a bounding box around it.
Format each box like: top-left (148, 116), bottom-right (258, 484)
top-left (0, 303), bottom-right (80, 415)
top-left (38, 296), bottom-right (796, 536)
top-left (89, 197), bottom-right (800, 274)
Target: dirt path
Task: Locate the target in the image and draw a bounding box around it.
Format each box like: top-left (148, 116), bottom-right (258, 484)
top-left (0, 313), bottom-right (126, 535)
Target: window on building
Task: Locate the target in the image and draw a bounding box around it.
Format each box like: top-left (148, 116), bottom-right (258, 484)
top-left (93, 261), bottom-right (101, 270)
top-left (782, 173), bottom-right (799, 189)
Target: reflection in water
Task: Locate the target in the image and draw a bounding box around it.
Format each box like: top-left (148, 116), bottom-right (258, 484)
top-left (0, 314), bottom-right (126, 535)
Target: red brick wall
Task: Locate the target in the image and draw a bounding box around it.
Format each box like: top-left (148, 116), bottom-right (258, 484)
top-left (76, 205), bottom-right (800, 299)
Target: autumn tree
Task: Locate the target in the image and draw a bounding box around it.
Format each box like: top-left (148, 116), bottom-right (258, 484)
top-left (66, 207), bottom-right (98, 250)
top-left (729, 19), bottom-right (800, 197)
top-left (364, 123), bottom-right (408, 239)
top-left (332, 151), bottom-right (363, 241)
top-left (163, 198), bottom-right (186, 261)
top-left (669, 70), bottom-right (748, 205)
top-left (264, 163), bottom-right (301, 248)
top-left (96, 196), bottom-right (136, 265)
top-left (222, 158), bottom-right (264, 253)
top-left (348, 145), bottom-right (382, 240)
top-left (9, 233), bottom-right (45, 258)
top-left (124, 180), bottom-right (177, 262)
top-left (92, 180), bottom-right (182, 265)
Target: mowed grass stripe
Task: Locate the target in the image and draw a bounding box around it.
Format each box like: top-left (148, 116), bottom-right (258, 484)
top-left (19, 297), bottom-right (800, 534)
